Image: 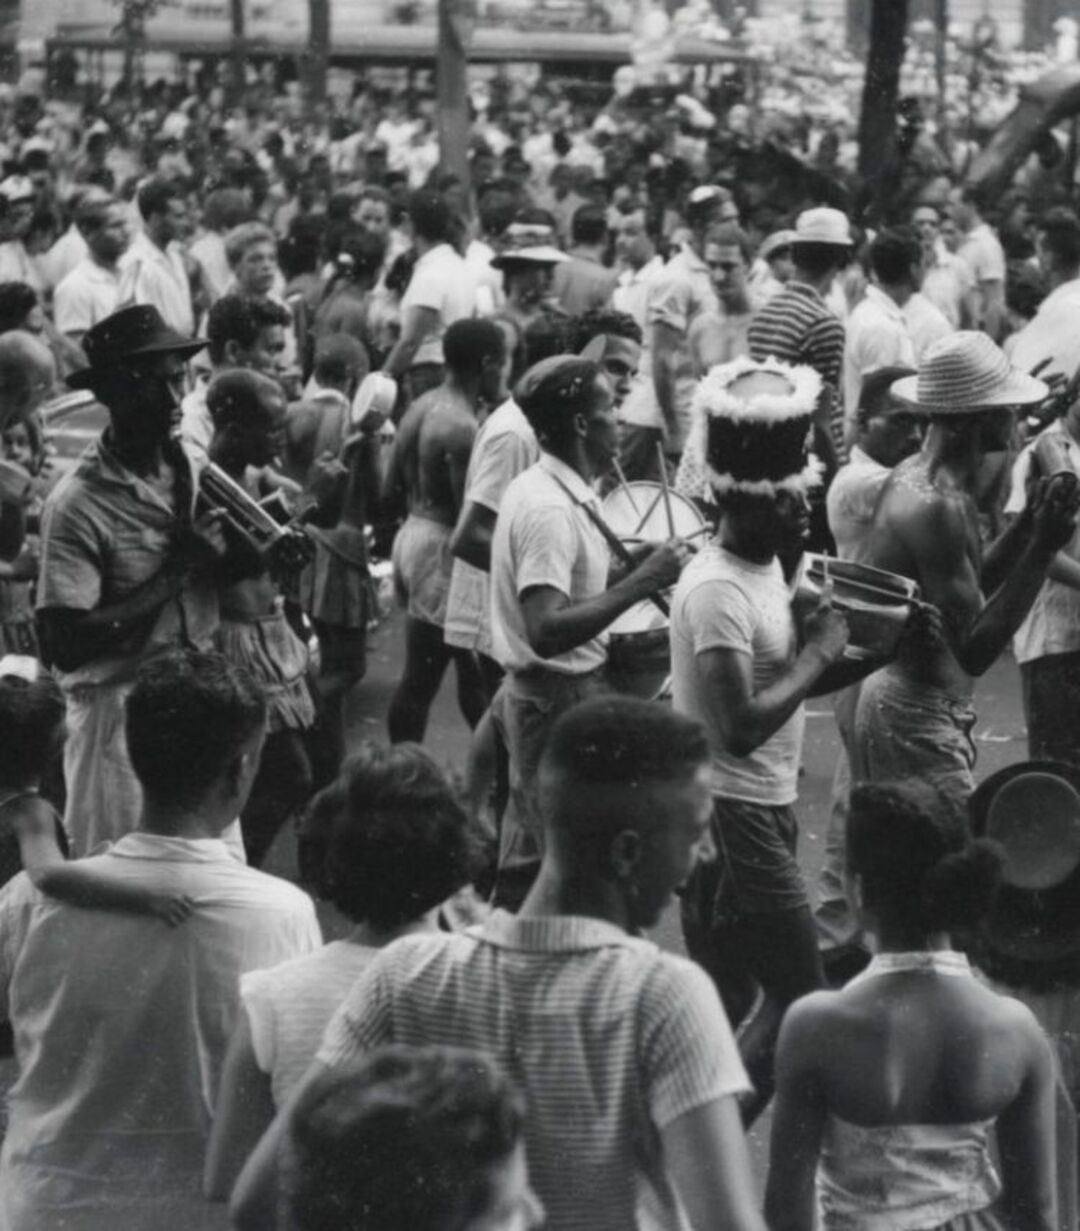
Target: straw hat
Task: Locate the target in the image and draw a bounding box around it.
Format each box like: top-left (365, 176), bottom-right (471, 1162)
top-left (491, 222), bottom-right (566, 270)
top-left (970, 761), bottom-right (1080, 983)
top-left (892, 332), bottom-right (1048, 415)
top-left (760, 229), bottom-right (797, 260)
top-left (793, 206), bottom-right (852, 248)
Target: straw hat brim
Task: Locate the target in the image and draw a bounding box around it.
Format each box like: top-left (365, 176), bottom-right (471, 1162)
top-left (891, 369), bottom-right (1048, 414)
top-left (491, 246), bottom-right (567, 270)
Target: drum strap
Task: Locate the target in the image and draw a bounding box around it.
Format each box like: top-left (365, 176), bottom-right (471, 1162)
top-left (545, 470), bottom-right (670, 618)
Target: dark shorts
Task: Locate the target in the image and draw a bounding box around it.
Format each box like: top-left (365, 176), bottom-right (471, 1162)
top-left (683, 796), bottom-right (807, 934)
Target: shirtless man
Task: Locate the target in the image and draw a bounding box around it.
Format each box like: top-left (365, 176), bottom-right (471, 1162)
top-left (206, 370), bottom-right (317, 866)
top-left (854, 332), bottom-right (1080, 804)
top-left (384, 318), bottom-right (506, 743)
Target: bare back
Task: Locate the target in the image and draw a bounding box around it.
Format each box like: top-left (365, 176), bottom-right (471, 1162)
top-left (798, 973), bottom-right (1039, 1126)
top-left (863, 454), bottom-right (984, 696)
top-left (392, 386), bottom-right (477, 528)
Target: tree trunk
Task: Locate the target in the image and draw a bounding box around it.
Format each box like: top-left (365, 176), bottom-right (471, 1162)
top-left (228, 0), bottom-right (246, 107)
top-left (857, 0), bottom-right (910, 183)
top-left (305, 0), bottom-right (330, 105)
top-left (437, 0), bottom-right (475, 199)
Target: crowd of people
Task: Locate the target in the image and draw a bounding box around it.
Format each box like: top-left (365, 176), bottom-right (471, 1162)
top-left (0, 32), bottom-right (1073, 1231)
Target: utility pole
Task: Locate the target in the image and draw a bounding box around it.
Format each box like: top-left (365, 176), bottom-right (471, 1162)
top-left (437, 0), bottom-right (475, 200)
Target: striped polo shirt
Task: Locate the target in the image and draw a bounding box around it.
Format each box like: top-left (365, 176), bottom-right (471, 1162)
top-left (749, 280), bottom-right (846, 457)
top-left (318, 911), bottom-right (750, 1231)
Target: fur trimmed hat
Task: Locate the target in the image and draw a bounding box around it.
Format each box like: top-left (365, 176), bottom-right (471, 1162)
top-left (696, 356), bottom-right (822, 496)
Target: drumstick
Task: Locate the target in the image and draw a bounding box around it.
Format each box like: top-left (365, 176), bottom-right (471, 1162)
top-left (611, 458), bottom-right (641, 517)
top-left (580, 502), bottom-right (670, 618)
top-left (632, 487), bottom-right (665, 536)
top-left (656, 443), bottom-right (676, 539)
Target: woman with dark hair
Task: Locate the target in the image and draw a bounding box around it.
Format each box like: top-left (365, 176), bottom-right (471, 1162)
top-left (285, 1045), bottom-right (542, 1231)
top-left (204, 741), bottom-right (480, 1199)
top-left (765, 780), bottom-right (1057, 1231)
top-left (311, 227), bottom-right (387, 363)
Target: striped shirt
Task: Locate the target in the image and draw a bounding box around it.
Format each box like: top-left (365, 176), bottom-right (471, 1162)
top-left (749, 280), bottom-right (846, 458)
top-left (317, 911), bottom-right (750, 1231)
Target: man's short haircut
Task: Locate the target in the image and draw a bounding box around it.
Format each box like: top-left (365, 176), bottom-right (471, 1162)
top-left (126, 649), bottom-right (267, 810)
top-left (136, 177), bottom-right (184, 221)
top-left (540, 697), bottom-right (709, 802)
top-left (206, 294), bottom-right (291, 364)
top-left (567, 308), bottom-right (643, 351)
top-left (868, 228), bottom-right (922, 286)
top-left (0, 283), bottom-right (37, 334)
top-left (309, 741), bottom-right (478, 926)
top-left (792, 239), bottom-right (849, 278)
top-left (443, 318), bottom-right (505, 380)
top-left (201, 187), bottom-right (252, 233)
top-left (477, 188), bottom-right (518, 240)
top-left (0, 669), bottom-right (64, 789)
top-left (288, 1045), bottom-right (524, 1231)
top-left (521, 314), bottom-right (570, 368)
top-left (408, 189), bottom-right (454, 244)
top-left (333, 228), bottom-right (387, 282)
top-left (356, 184), bottom-right (390, 209)
top-left (206, 368), bottom-right (279, 431)
top-left (570, 204), bottom-right (608, 247)
top-left (1038, 206), bottom-right (1080, 270)
top-left (224, 221), bottom-right (277, 269)
top-left (857, 365), bottom-right (917, 426)
top-left (313, 333), bottom-right (368, 387)
top-left (73, 194), bottom-right (120, 236)
top-left (704, 221), bottom-right (753, 265)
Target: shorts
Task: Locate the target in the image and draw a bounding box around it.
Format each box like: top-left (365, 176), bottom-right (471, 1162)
top-left (218, 607), bottom-right (316, 732)
top-left (391, 514), bottom-right (454, 628)
top-left (683, 796), bottom-right (807, 932)
top-left (301, 525), bottom-right (370, 630)
top-left (851, 665), bottom-right (976, 806)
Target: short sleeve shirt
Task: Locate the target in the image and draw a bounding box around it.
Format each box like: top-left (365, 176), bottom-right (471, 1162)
top-left (670, 543), bottom-right (804, 804)
top-left (1006, 420), bottom-right (1080, 664)
top-left (445, 400), bottom-right (540, 655)
top-left (316, 912), bottom-right (751, 1231)
top-left (37, 436), bottom-right (219, 686)
top-left (959, 223), bottom-right (1006, 285)
top-left (53, 259), bottom-right (123, 336)
top-left (490, 454), bottom-right (610, 674)
top-left (400, 243), bottom-right (476, 367)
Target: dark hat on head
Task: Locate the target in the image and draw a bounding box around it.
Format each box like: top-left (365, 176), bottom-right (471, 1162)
top-left (694, 356), bottom-right (822, 496)
top-left (514, 355), bottom-right (601, 424)
top-left (970, 760), bottom-right (1080, 988)
top-left (66, 305), bottom-right (206, 390)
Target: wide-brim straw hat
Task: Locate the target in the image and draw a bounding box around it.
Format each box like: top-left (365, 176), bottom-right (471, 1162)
top-left (892, 331), bottom-right (1048, 414)
top-left (970, 760), bottom-right (1080, 980)
top-left (491, 244), bottom-right (567, 270)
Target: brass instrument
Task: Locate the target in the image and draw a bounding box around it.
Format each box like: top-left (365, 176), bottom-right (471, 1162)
top-left (196, 460), bottom-right (314, 571)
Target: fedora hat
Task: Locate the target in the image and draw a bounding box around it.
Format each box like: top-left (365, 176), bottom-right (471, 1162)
top-left (760, 229), bottom-right (797, 260)
top-left (793, 207), bottom-right (852, 248)
top-left (66, 305), bottom-right (206, 391)
top-left (491, 222), bottom-right (566, 270)
top-left (970, 760), bottom-right (1080, 983)
top-left (892, 332), bottom-right (1047, 415)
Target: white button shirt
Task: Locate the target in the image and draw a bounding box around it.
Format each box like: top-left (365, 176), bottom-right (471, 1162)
top-left (842, 284), bottom-right (915, 429)
top-left (400, 242), bottom-right (476, 367)
top-left (118, 229), bottom-right (195, 335)
top-left (0, 832), bottom-right (321, 1231)
top-left (490, 453), bottom-right (610, 675)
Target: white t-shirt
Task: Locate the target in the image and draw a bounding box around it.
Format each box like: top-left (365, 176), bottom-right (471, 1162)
top-left (959, 222), bottom-right (1006, 286)
top-left (827, 445), bottom-right (891, 565)
top-left (240, 939), bottom-right (376, 1108)
top-left (490, 454), bottom-right (610, 675)
top-left (1006, 419), bottom-right (1080, 665)
top-left (444, 398), bottom-right (539, 656)
top-left (400, 242), bottom-right (476, 367)
top-left (671, 543), bottom-right (804, 804)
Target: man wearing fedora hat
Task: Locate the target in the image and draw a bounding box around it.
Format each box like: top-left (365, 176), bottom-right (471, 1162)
top-left (36, 304), bottom-right (231, 855)
top-left (490, 229), bottom-right (567, 383)
top-left (853, 331), bottom-right (1080, 806)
